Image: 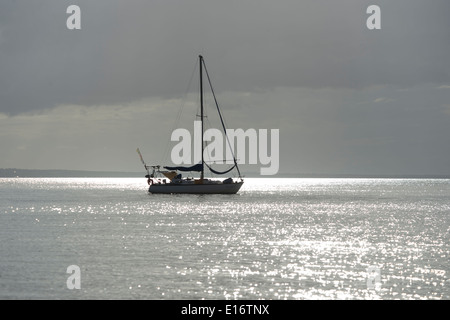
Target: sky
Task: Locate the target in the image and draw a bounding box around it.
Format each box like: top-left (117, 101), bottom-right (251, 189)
top-left (0, 0), bottom-right (449, 176)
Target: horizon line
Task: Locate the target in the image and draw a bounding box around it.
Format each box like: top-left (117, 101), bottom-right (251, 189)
top-left (1, 168), bottom-right (449, 179)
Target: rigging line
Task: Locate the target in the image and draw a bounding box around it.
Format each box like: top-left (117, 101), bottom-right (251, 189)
top-left (160, 58), bottom-right (199, 165)
top-left (203, 112), bottom-right (234, 163)
top-left (202, 58), bottom-right (242, 178)
top-left (204, 162), bottom-right (237, 175)
top-left (203, 159), bottom-right (238, 163)
top-left (201, 86), bottom-right (226, 176)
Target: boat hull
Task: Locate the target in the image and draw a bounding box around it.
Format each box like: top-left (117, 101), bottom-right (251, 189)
top-left (149, 181), bottom-right (243, 194)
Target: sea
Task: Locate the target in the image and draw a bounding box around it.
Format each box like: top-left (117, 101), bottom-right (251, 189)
top-left (0, 177), bottom-right (448, 300)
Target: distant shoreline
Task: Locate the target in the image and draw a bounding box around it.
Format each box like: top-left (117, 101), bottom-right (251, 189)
top-left (1, 168), bottom-right (449, 179)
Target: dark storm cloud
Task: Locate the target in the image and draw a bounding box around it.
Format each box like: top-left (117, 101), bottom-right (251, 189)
top-left (0, 0), bottom-right (449, 115)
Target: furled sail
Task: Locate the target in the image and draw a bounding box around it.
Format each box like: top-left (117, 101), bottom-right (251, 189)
top-left (164, 163), bottom-right (203, 172)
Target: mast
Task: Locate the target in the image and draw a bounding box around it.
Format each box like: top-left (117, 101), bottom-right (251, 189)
top-left (199, 55), bottom-right (204, 180)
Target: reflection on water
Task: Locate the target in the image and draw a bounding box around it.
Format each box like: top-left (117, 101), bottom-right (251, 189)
top-left (0, 178), bottom-right (448, 299)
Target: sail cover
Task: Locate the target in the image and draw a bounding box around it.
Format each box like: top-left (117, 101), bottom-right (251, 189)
top-left (164, 163), bottom-right (203, 172)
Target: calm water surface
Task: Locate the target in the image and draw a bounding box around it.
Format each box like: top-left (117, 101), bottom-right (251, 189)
top-left (0, 178), bottom-right (448, 299)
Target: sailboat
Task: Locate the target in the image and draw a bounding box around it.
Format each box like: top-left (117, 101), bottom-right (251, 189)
top-left (137, 55), bottom-right (244, 194)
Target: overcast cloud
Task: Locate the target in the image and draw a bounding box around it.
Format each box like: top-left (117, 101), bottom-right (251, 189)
top-left (0, 0), bottom-right (449, 176)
